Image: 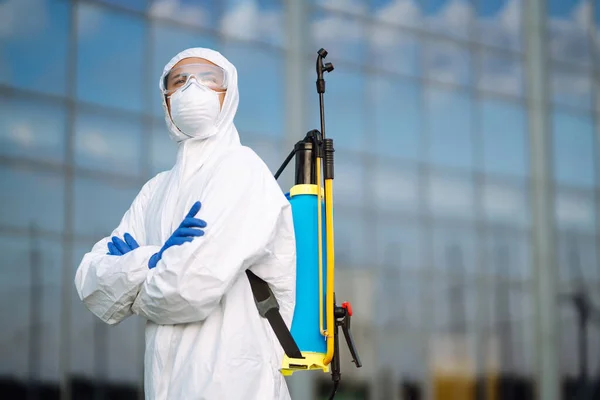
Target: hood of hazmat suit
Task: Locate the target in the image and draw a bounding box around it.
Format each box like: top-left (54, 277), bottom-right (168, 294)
top-left (74, 48), bottom-right (296, 400)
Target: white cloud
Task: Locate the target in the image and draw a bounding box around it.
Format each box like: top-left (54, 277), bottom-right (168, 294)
top-left (219, 1), bottom-right (283, 45)
top-left (374, 0), bottom-right (421, 27)
top-left (475, 0), bottom-right (521, 49)
top-left (548, 0), bottom-right (592, 64)
top-left (483, 182), bottom-right (526, 224)
top-left (9, 122), bottom-right (35, 147)
top-left (556, 191), bottom-right (595, 230)
top-left (316, 0), bottom-right (367, 15)
top-left (78, 131), bottom-right (111, 158)
top-left (428, 176), bottom-right (474, 217)
top-left (0, 0), bottom-right (48, 39)
top-left (149, 0), bottom-right (208, 26)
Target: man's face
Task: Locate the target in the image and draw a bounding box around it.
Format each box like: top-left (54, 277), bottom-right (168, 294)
top-left (165, 57), bottom-right (227, 115)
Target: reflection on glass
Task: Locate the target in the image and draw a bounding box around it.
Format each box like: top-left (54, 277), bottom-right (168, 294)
top-left (474, 0), bottom-right (522, 50)
top-left (555, 188), bottom-right (596, 232)
top-left (478, 51), bottom-right (523, 97)
top-left (310, 11), bottom-right (366, 63)
top-left (369, 0), bottom-right (423, 28)
top-left (220, 43), bottom-right (284, 137)
top-left (0, 235), bottom-right (63, 381)
top-left (372, 162), bottom-right (419, 214)
top-left (316, 0), bottom-right (367, 15)
top-left (0, 0), bottom-right (69, 95)
top-left (547, 0), bottom-right (591, 65)
top-left (332, 153), bottom-right (366, 208)
top-left (556, 232), bottom-right (598, 284)
top-left (150, 23), bottom-right (217, 117)
top-left (424, 41), bottom-right (471, 86)
top-left (73, 177), bottom-right (140, 237)
top-left (482, 180), bottom-right (528, 227)
top-left (74, 109), bottom-right (143, 176)
top-left (220, 0), bottom-right (285, 47)
top-left (378, 272), bottom-right (422, 330)
top-left (76, 3), bottom-right (147, 112)
top-left (0, 166), bottom-right (65, 233)
top-left (334, 210), bottom-right (369, 268)
top-left (107, 316), bottom-right (144, 383)
top-left (0, 95), bottom-right (66, 163)
top-left (372, 76), bottom-right (421, 160)
top-left (368, 26), bottom-right (419, 77)
top-left (552, 110), bottom-right (595, 187)
top-left (149, 0), bottom-right (218, 29)
top-left (426, 88), bottom-right (473, 169)
top-left (551, 67), bottom-right (592, 110)
top-left (151, 120), bottom-right (177, 175)
top-left (481, 98), bottom-right (527, 177)
top-left (424, 0), bottom-right (471, 39)
top-left (375, 218), bottom-right (420, 269)
top-left (428, 173), bottom-right (474, 219)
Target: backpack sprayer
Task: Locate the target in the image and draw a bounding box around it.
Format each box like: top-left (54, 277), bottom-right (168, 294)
top-left (246, 49), bottom-right (362, 400)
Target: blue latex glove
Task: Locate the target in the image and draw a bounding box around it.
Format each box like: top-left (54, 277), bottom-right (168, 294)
top-left (148, 201), bottom-right (207, 269)
top-left (107, 233), bottom-right (139, 255)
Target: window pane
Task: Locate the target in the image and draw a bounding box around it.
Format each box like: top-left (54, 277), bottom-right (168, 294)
top-left (375, 218), bottom-right (420, 270)
top-left (368, 27), bottom-right (419, 77)
top-left (242, 134), bottom-right (282, 175)
top-left (73, 177), bottom-right (140, 237)
top-left (428, 172), bottom-right (475, 220)
top-left (149, 0), bottom-right (218, 29)
top-left (423, 0), bottom-right (471, 39)
top-left (0, 166), bottom-right (65, 233)
top-left (333, 153), bottom-right (367, 209)
top-left (310, 12), bottom-right (366, 64)
top-left (547, 0), bottom-right (591, 65)
top-left (371, 162), bottom-right (419, 214)
top-left (427, 88), bottom-right (473, 169)
top-left (475, 0), bottom-right (522, 51)
top-left (334, 210), bottom-right (370, 268)
top-left (71, 240), bottom-right (100, 378)
top-left (76, 3), bottom-right (147, 112)
top-left (552, 111), bottom-right (595, 187)
top-left (485, 228), bottom-right (531, 280)
top-left (424, 41), bottom-right (471, 86)
top-left (432, 225), bottom-right (477, 275)
top-left (371, 76), bottom-right (421, 160)
top-left (74, 109), bottom-right (143, 176)
top-left (483, 180), bottom-right (529, 228)
top-left (220, 0), bottom-right (285, 47)
top-left (481, 98), bottom-right (527, 177)
top-left (316, 0), bottom-right (367, 15)
top-left (97, 0), bottom-right (147, 10)
top-left (308, 69), bottom-right (365, 152)
top-left (556, 232), bottom-right (599, 284)
top-left (551, 67), bottom-right (592, 110)
top-left (478, 52), bottom-right (523, 97)
top-left (369, 0), bottom-right (423, 28)
top-left (150, 23), bottom-right (216, 118)
top-left (377, 274), bottom-right (422, 331)
top-left (0, 95), bottom-right (66, 163)
top-left (106, 314), bottom-right (144, 383)
top-left (0, 235), bottom-right (63, 381)
top-left (221, 44), bottom-right (284, 137)
top-left (555, 188), bottom-right (596, 232)
top-left (0, 0), bottom-right (69, 96)
top-left (151, 119), bottom-right (177, 175)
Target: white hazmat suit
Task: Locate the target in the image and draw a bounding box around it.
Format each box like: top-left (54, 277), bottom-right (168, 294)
top-left (74, 48), bottom-right (296, 400)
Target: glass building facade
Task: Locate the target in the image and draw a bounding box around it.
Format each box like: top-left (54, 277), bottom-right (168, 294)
top-left (0, 0), bottom-right (598, 399)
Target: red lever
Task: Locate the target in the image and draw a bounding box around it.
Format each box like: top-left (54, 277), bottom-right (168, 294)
top-left (342, 301), bottom-right (353, 316)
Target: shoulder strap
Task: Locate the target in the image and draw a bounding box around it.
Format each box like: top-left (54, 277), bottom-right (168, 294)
top-left (246, 270), bottom-right (304, 359)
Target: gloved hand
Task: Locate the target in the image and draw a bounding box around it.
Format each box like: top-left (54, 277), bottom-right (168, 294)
top-left (148, 201), bottom-right (207, 269)
top-left (107, 233), bottom-right (139, 255)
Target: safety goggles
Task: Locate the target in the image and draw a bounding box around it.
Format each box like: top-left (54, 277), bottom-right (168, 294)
top-left (162, 63), bottom-right (227, 95)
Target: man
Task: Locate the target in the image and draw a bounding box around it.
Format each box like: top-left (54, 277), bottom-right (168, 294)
top-left (74, 47), bottom-right (297, 400)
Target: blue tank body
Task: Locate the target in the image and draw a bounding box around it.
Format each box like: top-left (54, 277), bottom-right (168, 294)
top-left (288, 192), bottom-right (327, 354)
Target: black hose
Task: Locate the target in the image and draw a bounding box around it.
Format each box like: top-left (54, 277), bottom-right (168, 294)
top-left (274, 148), bottom-right (296, 180)
top-left (328, 381), bottom-right (339, 400)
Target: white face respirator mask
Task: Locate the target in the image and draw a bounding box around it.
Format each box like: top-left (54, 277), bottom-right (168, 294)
top-left (168, 79), bottom-right (221, 139)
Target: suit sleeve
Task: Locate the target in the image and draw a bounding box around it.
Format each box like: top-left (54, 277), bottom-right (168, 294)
top-left (74, 175), bottom-right (163, 325)
top-left (131, 150), bottom-right (286, 325)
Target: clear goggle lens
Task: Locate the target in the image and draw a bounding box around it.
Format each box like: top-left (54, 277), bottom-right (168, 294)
top-left (162, 63), bottom-right (227, 95)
